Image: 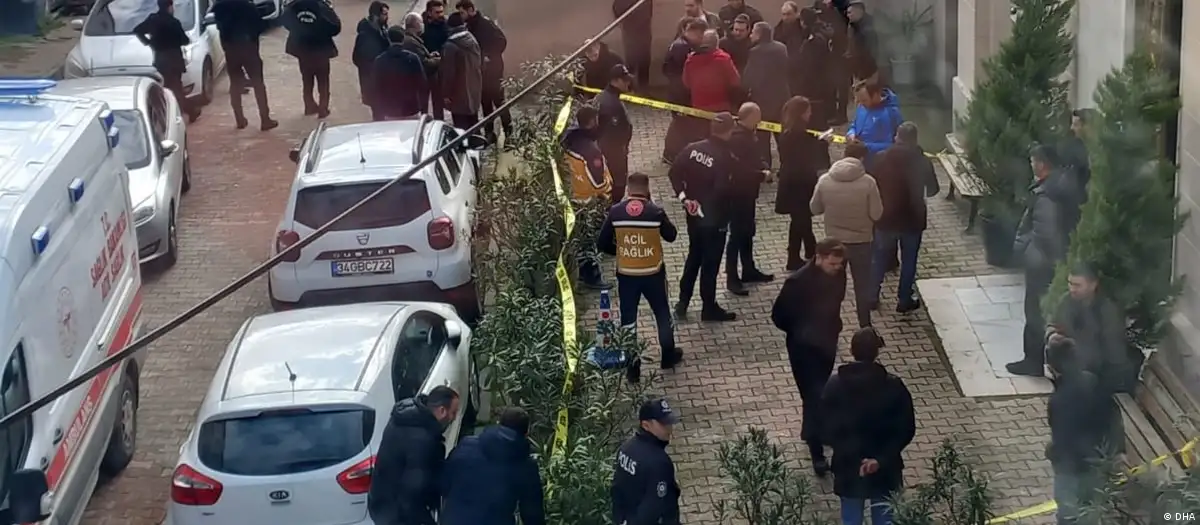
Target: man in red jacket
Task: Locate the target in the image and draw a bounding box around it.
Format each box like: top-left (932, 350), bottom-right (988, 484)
top-left (683, 29), bottom-right (742, 113)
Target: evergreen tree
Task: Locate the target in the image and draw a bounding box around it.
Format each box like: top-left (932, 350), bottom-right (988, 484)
top-left (1044, 52), bottom-right (1184, 351)
top-left (958, 0), bottom-right (1074, 222)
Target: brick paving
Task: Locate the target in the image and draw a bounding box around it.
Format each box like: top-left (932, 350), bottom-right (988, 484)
top-left (0, 0), bottom-right (1052, 522)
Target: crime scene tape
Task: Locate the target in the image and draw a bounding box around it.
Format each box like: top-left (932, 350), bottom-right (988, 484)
top-left (986, 437), bottom-right (1199, 524)
top-left (549, 98), bottom-right (579, 458)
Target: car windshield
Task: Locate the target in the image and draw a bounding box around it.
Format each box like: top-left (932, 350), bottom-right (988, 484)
top-left (196, 408), bottom-right (374, 476)
top-left (294, 181), bottom-right (432, 231)
top-left (110, 109), bottom-right (152, 170)
top-left (84, 0), bottom-right (195, 36)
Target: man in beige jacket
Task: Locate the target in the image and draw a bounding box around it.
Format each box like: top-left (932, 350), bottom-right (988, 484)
top-left (810, 156), bottom-right (883, 327)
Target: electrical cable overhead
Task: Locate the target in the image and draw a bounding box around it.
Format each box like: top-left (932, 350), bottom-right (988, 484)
top-left (0, 0), bottom-right (650, 431)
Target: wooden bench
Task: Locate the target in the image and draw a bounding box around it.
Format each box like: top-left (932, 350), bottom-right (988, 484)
top-left (940, 133), bottom-right (989, 233)
top-left (1118, 354), bottom-right (1200, 471)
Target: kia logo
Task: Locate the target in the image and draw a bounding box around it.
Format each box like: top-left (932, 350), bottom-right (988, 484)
top-left (356, 232), bottom-right (370, 246)
top-left (269, 490), bottom-right (290, 501)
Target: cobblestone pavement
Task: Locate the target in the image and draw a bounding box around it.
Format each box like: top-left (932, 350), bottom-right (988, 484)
top-left (30, 0), bottom-right (1053, 521)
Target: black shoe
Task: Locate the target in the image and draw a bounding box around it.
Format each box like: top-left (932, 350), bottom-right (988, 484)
top-left (742, 269), bottom-right (775, 283)
top-left (726, 278), bottom-right (749, 296)
top-left (582, 278), bottom-right (612, 290)
top-left (896, 298), bottom-right (922, 313)
top-left (661, 348), bottom-right (684, 369)
top-left (626, 359), bottom-right (642, 383)
top-left (786, 260), bottom-right (803, 272)
top-left (673, 303), bottom-right (689, 321)
top-left (235, 116), bottom-right (249, 130)
top-left (812, 456), bottom-right (830, 477)
top-left (187, 108), bottom-right (201, 123)
top-left (317, 108), bottom-right (330, 119)
top-left (1005, 359), bottom-right (1046, 377)
top-left (701, 305), bottom-right (737, 322)
top-left (261, 118), bottom-right (279, 131)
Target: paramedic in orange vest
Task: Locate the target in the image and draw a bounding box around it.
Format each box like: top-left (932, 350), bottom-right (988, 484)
top-left (562, 103), bottom-right (614, 289)
top-left (598, 172), bottom-right (684, 370)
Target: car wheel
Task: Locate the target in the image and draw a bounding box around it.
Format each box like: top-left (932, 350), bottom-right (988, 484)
top-left (181, 149), bottom-right (192, 194)
top-left (99, 370), bottom-right (138, 476)
top-left (199, 59), bottom-right (214, 106)
top-left (157, 204), bottom-right (179, 270)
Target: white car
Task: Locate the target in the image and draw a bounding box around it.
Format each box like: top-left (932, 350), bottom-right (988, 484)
top-left (163, 302), bottom-right (481, 525)
top-left (65, 0), bottom-right (225, 106)
top-left (269, 115), bottom-right (488, 321)
top-left (50, 76), bottom-right (192, 268)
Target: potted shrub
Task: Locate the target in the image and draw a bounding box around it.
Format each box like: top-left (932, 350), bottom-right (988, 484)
top-left (881, 0), bottom-right (933, 87)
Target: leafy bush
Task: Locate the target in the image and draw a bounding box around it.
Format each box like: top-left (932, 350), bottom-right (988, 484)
top-left (713, 427), bottom-right (829, 525)
top-left (891, 440), bottom-right (992, 525)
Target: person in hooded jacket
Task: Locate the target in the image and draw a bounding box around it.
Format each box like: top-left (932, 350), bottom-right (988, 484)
top-left (821, 327), bottom-right (916, 525)
top-left (580, 40), bottom-right (625, 92)
top-left (440, 407), bottom-right (545, 525)
top-left (458, 0), bottom-right (511, 141)
top-left (440, 15), bottom-right (483, 130)
top-left (210, 0), bottom-right (276, 130)
top-left (743, 22), bottom-right (789, 167)
top-left (372, 27), bottom-right (429, 120)
top-left (367, 386), bottom-right (460, 525)
top-left (776, 96), bottom-right (832, 270)
top-left (423, 0), bottom-right (451, 117)
top-left (846, 81), bottom-right (902, 158)
top-left (811, 156), bottom-right (882, 328)
top-left (612, 0), bottom-right (653, 89)
top-left (352, 1), bottom-right (390, 120)
top-left (661, 17), bottom-right (706, 164)
top-left (683, 29), bottom-right (742, 113)
top-left (284, 0), bottom-right (341, 118)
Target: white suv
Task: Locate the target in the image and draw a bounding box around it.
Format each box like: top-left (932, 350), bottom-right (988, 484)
top-left (269, 116), bottom-right (487, 321)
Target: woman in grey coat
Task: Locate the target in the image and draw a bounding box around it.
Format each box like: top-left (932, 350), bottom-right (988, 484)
top-left (744, 22), bottom-right (790, 167)
top-left (441, 18), bottom-right (483, 129)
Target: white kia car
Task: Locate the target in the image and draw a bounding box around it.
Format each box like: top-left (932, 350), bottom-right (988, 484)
top-left (163, 302), bottom-right (481, 525)
top-left (50, 76), bottom-right (192, 268)
top-left (269, 115), bottom-right (488, 321)
top-left (65, 0), bottom-right (225, 106)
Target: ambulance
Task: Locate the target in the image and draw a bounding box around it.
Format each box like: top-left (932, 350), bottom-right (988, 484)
top-left (0, 79), bottom-right (145, 525)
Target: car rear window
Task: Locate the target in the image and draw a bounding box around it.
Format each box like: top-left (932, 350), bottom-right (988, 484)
top-left (294, 181), bottom-right (431, 231)
top-left (196, 408), bottom-right (374, 476)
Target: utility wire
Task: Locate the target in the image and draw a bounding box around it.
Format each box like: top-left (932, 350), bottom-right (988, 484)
top-left (0, 0), bottom-right (649, 431)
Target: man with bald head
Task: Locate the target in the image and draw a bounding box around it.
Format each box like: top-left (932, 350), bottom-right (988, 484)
top-left (683, 28), bottom-right (741, 114)
top-left (725, 102), bottom-right (773, 294)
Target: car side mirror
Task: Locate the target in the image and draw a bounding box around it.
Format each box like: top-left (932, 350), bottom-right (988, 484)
top-left (462, 133), bottom-right (489, 150)
top-left (9, 469), bottom-right (51, 523)
top-left (70, 18), bottom-right (84, 31)
top-left (288, 147), bottom-right (301, 163)
top-left (445, 319), bottom-right (463, 348)
top-left (159, 139), bottom-right (179, 157)
top-left (202, 12), bottom-right (216, 28)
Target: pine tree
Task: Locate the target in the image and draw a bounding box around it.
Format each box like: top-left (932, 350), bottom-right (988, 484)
top-left (1044, 52), bottom-right (1184, 351)
top-left (958, 0), bottom-right (1074, 222)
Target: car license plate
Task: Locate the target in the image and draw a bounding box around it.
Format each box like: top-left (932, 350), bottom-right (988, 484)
top-left (331, 258), bottom-right (394, 276)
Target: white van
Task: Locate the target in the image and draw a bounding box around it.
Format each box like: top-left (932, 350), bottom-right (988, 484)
top-left (0, 80), bottom-right (144, 525)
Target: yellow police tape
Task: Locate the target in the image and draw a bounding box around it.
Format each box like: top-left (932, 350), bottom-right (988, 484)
top-left (550, 98), bottom-right (578, 458)
top-left (986, 437), bottom-right (1199, 524)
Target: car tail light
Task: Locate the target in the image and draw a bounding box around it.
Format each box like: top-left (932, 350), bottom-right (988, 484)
top-left (427, 217), bottom-right (455, 250)
top-left (276, 230), bottom-right (302, 262)
top-left (336, 456), bottom-right (376, 494)
top-left (171, 464), bottom-right (224, 506)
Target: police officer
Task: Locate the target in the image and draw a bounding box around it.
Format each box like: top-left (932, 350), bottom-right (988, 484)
top-left (612, 397), bottom-right (682, 525)
top-left (725, 102), bottom-right (774, 295)
top-left (668, 113), bottom-right (738, 322)
top-left (562, 104), bottom-right (613, 290)
top-left (211, 0), bottom-right (278, 131)
top-left (598, 172), bottom-right (682, 370)
top-left (596, 64), bottom-right (635, 204)
top-left (134, 0), bottom-right (200, 122)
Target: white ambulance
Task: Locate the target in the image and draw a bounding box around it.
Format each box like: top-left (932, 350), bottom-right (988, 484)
top-left (0, 79), bottom-right (145, 525)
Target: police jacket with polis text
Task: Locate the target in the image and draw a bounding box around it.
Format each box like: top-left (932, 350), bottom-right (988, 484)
top-left (596, 85), bottom-right (633, 154)
top-left (598, 197), bottom-right (678, 276)
top-left (611, 429), bottom-right (681, 525)
top-left (668, 138), bottom-right (736, 228)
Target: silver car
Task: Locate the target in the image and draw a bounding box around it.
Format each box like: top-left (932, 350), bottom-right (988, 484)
top-left (51, 76), bottom-right (191, 268)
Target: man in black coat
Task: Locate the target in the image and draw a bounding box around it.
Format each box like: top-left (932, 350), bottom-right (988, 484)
top-left (725, 102), bottom-right (773, 296)
top-left (661, 17), bottom-right (706, 164)
top-left (612, 0), bottom-right (653, 89)
top-left (440, 407), bottom-right (546, 525)
top-left (1048, 264), bottom-right (1142, 394)
top-left (821, 327), bottom-right (916, 524)
top-left (772, 238), bottom-right (847, 474)
top-left (718, 0), bottom-right (763, 34)
top-left (372, 27), bottom-right (429, 120)
top-left (457, 0), bottom-right (511, 141)
top-left (718, 14), bottom-right (752, 72)
top-left (400, 13), bottom-right (440, 89)
top-left (367, 386), bottom-right (460, 525)
top-left (211, 0), bottom-right (277, 130)
top-left (284, 0), bottom-right (341, 118)
top-left (423, 0), bottom-right (451, 117)
top-left (352, 1), bottom-right (390, 120)
top-left (134, 0), bottom-right (200, 122)
top-left (744, 22), bottom-right (788, 166)
top-left (580, 40), bottom-right (624, 91)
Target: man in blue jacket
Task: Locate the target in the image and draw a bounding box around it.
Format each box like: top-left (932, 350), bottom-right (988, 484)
top-left (440, 407), bottom-right (545, 525)
top-left (846, 81), bottom-right (902, 160)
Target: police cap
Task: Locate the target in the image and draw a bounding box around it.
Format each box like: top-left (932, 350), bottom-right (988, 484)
top-left (639, 397), bottom-right (680, 425)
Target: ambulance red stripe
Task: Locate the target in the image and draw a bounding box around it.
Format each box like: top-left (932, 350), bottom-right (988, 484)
top-left (44, 288), bottom-right (143, 489)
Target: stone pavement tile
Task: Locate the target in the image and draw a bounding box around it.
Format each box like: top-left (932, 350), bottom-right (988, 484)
top-left (617, 106), bottom-right (1054, 523)
top-left (0, 24), bottom-right (77, 77)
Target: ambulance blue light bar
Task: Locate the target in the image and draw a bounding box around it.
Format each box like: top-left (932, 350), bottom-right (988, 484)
top-left (31, 226), bottom-right (50, 256)
top-left (68, 178), bottom-right (86, 204)
top-left (0, 79), bottom-right (57, 98)
top-left (98, 109), bottom-right (120, 149)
